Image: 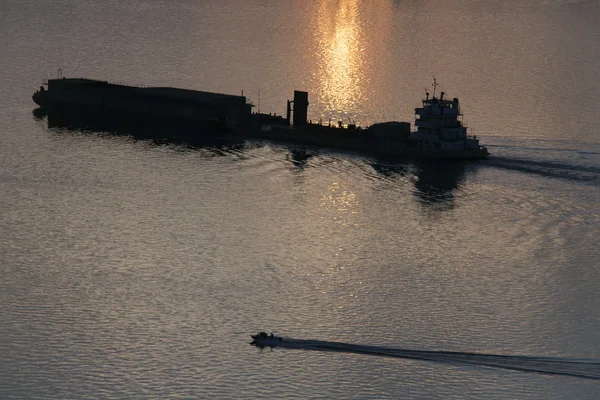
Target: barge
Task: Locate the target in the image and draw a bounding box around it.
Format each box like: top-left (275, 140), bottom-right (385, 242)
top-left (33, 76), bottom-right (489, 160)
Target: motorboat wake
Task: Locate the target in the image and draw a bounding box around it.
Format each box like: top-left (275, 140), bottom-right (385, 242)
top-left (249, 332), bottom-right (600, 380)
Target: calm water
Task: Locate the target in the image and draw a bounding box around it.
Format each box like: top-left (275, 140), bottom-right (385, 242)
top-left (2, 0), bottom-right (600, 398)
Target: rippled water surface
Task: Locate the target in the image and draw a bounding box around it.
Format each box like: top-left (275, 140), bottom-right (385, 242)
top-left (1, 0), bottom-right (600, 398)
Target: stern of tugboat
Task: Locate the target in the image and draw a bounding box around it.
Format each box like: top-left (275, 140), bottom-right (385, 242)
top-left (480, 146), bottom-right (490, 158)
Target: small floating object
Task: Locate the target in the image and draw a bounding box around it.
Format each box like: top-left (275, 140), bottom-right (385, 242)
top-left (250, 331), bottom-right (283, 348)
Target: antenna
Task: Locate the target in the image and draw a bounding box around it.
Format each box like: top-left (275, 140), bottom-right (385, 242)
top-left (258, 89), bottom-right (261, 114)
top-left (57, 67), bottom-right (63, 79)
top-left (432, 77), bottom-right (439, 98)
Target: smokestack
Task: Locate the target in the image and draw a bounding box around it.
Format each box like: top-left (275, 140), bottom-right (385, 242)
top-left (293, 91), bottom-right (309, 126)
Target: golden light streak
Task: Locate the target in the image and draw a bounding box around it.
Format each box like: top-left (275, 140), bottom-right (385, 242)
top-left (315, 0), bottom-right (366, 117)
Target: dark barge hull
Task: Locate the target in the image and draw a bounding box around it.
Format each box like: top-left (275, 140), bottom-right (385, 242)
top-left (33, 78), bottom-right (250, 132)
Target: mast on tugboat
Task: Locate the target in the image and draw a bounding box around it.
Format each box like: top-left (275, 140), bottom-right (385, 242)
top-left (432, 77), bottom-right (439, 98)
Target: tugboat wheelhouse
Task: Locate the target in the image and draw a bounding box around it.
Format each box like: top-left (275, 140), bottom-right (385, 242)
top-left (409, 79), bottom-right (487, 156)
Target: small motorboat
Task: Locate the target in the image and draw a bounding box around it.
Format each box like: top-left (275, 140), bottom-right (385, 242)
top-left (251, 331), bottom-right (283, 348)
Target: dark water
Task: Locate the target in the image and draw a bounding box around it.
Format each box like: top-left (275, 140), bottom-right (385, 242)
top-left (1, 0), bottom-right (600, 398)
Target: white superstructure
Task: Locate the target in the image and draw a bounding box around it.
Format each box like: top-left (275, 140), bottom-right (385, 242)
top-left (409, 79), bottom-right (487, 157)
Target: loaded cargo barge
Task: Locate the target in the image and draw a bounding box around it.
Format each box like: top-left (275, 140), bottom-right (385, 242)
top-left (33, 77), bottom-right (489, 160)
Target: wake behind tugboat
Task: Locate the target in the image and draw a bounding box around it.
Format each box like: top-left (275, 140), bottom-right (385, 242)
top-left (250, 333), bottom-right (600, 381)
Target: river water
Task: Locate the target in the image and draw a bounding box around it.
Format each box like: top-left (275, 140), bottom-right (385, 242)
top-left (1, 0), bottom-right (599, 398)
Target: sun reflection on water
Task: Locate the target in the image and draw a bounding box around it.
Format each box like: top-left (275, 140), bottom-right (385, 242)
top-left (314, 0), bottom-right (366, 120)
top-left (320, 182), bottom-right (359, 217)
